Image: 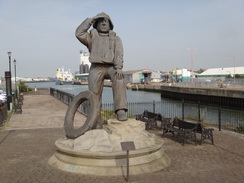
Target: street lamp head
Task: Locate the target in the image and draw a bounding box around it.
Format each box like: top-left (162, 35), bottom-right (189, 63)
top-left (13, 59), bottom-right (16, 65)
top-left (7, 52), bottom-right (12, 57)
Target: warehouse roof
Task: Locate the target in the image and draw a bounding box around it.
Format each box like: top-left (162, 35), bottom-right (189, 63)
top-left (198, 67), bottom-right (244, 76)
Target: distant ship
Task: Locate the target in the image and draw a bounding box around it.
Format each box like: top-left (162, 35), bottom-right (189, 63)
top-left (55, 67), bottom-right (74, 85)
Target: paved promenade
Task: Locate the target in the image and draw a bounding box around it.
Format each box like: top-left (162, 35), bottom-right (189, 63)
top-left (0, 91), bottom-right (244, 183)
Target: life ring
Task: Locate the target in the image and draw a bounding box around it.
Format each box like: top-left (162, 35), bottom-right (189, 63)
top-left (64, 91), bottom-right (100, 139)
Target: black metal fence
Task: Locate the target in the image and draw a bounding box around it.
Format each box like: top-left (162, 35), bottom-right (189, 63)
top-left (50, 88), bottom-right (89, 115)
top-left (0, 104), bottom-right (8, 126)
top-left (50, 88), bottom-right (74, 106)
top-left (101, 100), bottom-right (244, 133)
top-left (50, 88), bottom-right (244, 133)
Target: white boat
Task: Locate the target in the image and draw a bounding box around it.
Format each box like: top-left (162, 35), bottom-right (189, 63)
top-left (55, 67), bottom-right (74, 85)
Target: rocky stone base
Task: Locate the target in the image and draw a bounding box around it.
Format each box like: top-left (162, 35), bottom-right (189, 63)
top-left (48, 119), bottom-right (171, 176)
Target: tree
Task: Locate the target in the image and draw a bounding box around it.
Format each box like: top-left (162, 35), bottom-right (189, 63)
top-left (235, 74), bottom-right (244, 78)
top-left (196, 68), bottom-right (206, 74)
top-left (18, 81), bottom-right (30, 92)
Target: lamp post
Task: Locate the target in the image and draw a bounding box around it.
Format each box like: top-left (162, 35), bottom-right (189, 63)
top-left (233, 56), bottom-right (236, 84)
top-left (13, 59), bottom-right (17, 94)
top-left (7, 52), bottom-right (12, 72)
top-left (5, 52), bottom-right (12, 110)
top-left (7, 52), bottom-right (12, 95)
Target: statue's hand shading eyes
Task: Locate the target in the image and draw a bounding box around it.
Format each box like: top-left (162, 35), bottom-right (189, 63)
top-left (115, 69), bottom-right (123, 80)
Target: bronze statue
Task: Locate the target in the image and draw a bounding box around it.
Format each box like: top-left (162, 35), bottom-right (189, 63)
top-left (75, 12), bottom-right (128, 128)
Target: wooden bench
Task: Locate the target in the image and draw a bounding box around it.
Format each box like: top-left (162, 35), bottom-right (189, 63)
top-left (162, 118), bottom-right (198, 145)
top-left (135, 110), bottom-right (164, 130)
top-left (195, 122), bottom-right (214, 145)
top-left (18, 98), bottom-right (23, 105)
top-left (162, 118), bottom-right (214, 145)
top-left (14, 103), bottom-right (22, 114)
top-left (19, 94), bottom-right (24, 100)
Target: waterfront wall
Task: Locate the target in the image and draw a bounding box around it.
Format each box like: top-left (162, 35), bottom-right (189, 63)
top-left (160, 86), bottom-right (244, 99)
top-left (132, 84), bottom-right (244, 109)
top-left (160, 86), bottom-right (244, 109)
top-left (131, 84), bottom-right (161, 92)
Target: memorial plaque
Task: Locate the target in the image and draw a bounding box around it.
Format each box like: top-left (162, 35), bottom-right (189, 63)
top-left (121, 141), bottom-right (135, 151)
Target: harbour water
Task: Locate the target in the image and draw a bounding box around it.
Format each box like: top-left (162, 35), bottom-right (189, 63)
top-left (26, 82), bottom-right (244, 131)
top-left (26, 82), bottom-right (163, 103)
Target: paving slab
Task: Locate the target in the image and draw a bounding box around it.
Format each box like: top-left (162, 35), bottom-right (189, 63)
top-left (0, 93), bottom-right (244, 183)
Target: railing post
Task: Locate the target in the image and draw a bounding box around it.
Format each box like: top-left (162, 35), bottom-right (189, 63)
top-left (153, 100), bottom-right (155, 113)
top-left (182, 99), bottom-right (184, 121)
top-left (218, 106), bottom-right (221, 131)
top-left (198, 101), bottom-right (200, 122)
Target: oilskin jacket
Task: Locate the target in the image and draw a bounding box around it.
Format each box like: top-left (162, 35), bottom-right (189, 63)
top-left (75, 15), bottom-right (124, 70)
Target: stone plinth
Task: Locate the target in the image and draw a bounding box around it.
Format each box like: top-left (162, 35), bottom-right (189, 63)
top-left (48, 119), bottom-right (171, 176)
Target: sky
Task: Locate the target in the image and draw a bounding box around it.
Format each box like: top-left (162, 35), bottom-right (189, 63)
top-left (0, 0), bottom-right (244, 78)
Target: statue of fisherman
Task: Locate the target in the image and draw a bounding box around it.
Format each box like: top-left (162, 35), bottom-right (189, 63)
top-left (75, 12), bottom-right (128, 128)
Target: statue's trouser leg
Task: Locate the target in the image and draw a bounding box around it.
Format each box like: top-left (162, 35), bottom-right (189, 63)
top-left (88, 64), bottom-right (106, 128)
top-left (108, 67), bottom-right (128, 113)
top-left (88, 64), bottom-right (128, 125)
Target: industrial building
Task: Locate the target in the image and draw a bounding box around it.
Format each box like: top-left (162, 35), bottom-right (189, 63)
top-left (123, 69), bottom-right (161, 84)
top-left (198, 67), bottom-right (244, 78)
top-left (172, 69), bottom-right (192, 82)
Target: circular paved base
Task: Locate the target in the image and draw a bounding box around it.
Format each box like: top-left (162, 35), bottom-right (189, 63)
top-left (48, 138), bottom-right (171, 176)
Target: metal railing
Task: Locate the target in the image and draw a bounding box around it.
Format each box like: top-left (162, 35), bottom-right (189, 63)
top-left (101, 100), bottom-right (244, 133)
top-left (50, 87), bottom-right (74, 106)
top-left (50, 88), bottom-right (89, 115)
top-left (0, 104), bottom-right (8, 126)
top-left (50, 88), bottom-right (244, 133)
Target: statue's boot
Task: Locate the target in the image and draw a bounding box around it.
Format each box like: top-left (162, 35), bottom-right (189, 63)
top-left (95, 121), bottom-right (103, 129)
top-left (92, 113), bottom-right (103, 129)
top-left (116, 110), bottom-right (128, 121)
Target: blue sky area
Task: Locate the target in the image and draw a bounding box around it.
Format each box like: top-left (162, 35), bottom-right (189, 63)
top-left (0, 0), bottom-right (243, 77)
